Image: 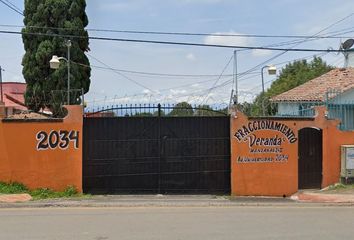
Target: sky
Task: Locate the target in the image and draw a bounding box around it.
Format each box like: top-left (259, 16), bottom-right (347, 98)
top-left (0, 0), bottom-right (354, 109)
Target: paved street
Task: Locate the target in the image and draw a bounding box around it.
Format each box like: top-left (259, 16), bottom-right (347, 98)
top-left (0, 206), bottom-right (353, 240)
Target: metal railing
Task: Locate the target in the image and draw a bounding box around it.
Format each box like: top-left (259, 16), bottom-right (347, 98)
top-left (85, 103), bottom-right (229, 117)
top-left (325, 89), bottom-right (354, 131)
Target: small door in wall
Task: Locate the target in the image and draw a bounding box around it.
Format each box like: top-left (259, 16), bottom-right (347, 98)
top-left (298, 128), bottom-right (323, 189)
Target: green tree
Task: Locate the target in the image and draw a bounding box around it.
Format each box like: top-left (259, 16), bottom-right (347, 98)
top-left (249, 57), bottom-right (334, 116)
top-left (169, 102), bottom-right (194, 116)
top-left (133, 112), bottom-right (153, 117)
top-left (194, 104), bottom-right (214, 116)
top-left (266, 56), bottom-right (333, 98)
top-left (22, 0), bottom-right (91, 116)
top-left (194, 105), bottom-right (228, 116)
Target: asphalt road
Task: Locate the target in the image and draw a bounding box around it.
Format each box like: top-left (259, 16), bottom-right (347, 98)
top-left (0, 206), bottom-right (353, 240)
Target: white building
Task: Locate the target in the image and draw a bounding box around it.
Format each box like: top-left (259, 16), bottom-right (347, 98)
top-left (271, 68), bottom-right (354, 129)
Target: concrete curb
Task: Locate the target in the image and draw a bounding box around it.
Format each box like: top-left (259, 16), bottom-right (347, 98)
top-left (0, 194), bottom-right (32, 203)
top-left (293, 192), bottom-right (354, 203)
top-left (1, 193), bottom-right (354, 208)
top-left (0, 197), bottom-right (354, 208)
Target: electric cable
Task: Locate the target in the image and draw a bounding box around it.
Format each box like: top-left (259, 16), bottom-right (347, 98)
top-left (0, 30), bottom-right (348, 52)
top-left (86, 53), bottom-right (156, 93)
top-left (2, 23), bottom-right (354, 39)
top-left (0, 0), bottom-right (23, 15)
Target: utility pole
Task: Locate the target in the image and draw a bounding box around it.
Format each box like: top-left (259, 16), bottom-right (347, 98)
top-left (66, 40), bottom-right (71, 105)
top-left (233, 50), bottom-right (238, 105)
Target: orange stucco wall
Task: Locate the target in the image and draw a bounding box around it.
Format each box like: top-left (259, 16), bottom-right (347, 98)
top-left (231, 107), bottom-right (354, 196)
top-left (0, 106), bottom-right (83, 192)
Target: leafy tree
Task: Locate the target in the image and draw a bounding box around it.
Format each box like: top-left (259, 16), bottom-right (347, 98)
top-left (168, 102), bottom-right (194, 116)
top-left (249, 57), bottom-right (334, 116)
top-left (22, 0), bottom-right (91, 116)
top-left (194, 104), bottom-right (214, 116)
top-left (153, 110), bottom-right (165, 116)
top-left (133, 112), bottom-right (153, 117)
top-left (266, 56), bottom-right (333, 98)
top-left (194, 105), bottom-right (228, 116)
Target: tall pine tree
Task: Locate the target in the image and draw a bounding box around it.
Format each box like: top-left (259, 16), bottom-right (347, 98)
top-left (22, 0), bottom-right (91, 116)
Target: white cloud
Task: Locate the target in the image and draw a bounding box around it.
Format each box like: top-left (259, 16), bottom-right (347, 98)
top-left (252, 49), bottom-right (273, 57)
top-left (204, 31), bottom-right (253, 46)
top-left (186, 53), bottom-right (196, 61)
top-left (142, 89), bottom-right (151, 94)
top-left (170, 89), bottom-right (187, 95)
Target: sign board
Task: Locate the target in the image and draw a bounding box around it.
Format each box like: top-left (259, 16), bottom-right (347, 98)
top-left (346, 147), bottom-right (354, 170)
top-left (234, 120), bottom-right (297, 164)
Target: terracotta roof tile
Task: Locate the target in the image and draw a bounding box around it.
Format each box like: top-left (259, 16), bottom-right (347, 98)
top-left (270, 68), bottom-right (354, 102)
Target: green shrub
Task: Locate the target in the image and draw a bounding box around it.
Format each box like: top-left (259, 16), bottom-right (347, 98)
top-left (0, 182), bottom-right (81, 200)
top-left (0, 182), bottom-right (28, 194)
top-left (63, 186), bottom-right (78, 196)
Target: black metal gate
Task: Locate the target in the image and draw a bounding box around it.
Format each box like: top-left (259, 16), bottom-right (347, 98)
top-left (298, 127), bottom-right (323, 189)
top-left (83, 105), bottom-right (230, 194)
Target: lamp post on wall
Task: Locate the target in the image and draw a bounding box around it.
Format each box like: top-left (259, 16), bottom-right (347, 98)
top-left (49, 40), bottom-right (72, 105)
top-left (261, 65), bottom-right (277, 115)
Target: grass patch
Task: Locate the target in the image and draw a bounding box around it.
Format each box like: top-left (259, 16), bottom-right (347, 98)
top-left (326, 183), bottom-right (354, 191)
top-left (0, 182), bottom-right (28, 194)
top-left (0, 182), bottom-right (87, 200)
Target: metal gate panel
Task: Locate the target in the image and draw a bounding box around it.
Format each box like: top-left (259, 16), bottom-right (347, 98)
top-left (298, 128), bottom-right (323, 189)
top-left (83, 116), bottom-right (230, 194)
top-left (159, 117), bottom-right (230, 193)
top-left (83, 117), bottom-right (160, 194)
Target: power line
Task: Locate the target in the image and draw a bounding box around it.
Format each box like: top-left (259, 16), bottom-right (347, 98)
top-left (86, 53), bottom-right (156, 93)
top-left (3, 0), bottom-right (22, 12)
top-left (234, 12), bottom-right (354, 94)
top-left (201, 55), bottom-right (234, 104)
top-left (2, 24), bottom-right (354, 39)
top-left (0, 30), bottom-right (347, 52)
top-left (0, 0), bottom-right (23, 16)
top-left (81, 63), bottom-right (235, 78)
top-left (73, 59), bottom-right (259, 96)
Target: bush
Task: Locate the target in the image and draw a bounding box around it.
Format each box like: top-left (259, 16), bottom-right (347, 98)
top-left (0, 182), bottom-right (81, 200)
top-left (0, 182), bottom-right (28, 194)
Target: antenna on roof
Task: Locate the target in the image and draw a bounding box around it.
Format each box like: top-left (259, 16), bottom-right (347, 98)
top-left (339, 39), bottom-right (354, 68)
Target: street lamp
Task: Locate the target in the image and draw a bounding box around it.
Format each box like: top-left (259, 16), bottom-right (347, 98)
top-left (261, 65), bottom-right (277, 115)
top-left (49, 40), bottom-right (72, 105)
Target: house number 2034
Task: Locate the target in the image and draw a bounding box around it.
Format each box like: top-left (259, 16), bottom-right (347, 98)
top-left (36, 130), bottom-right (79, 150)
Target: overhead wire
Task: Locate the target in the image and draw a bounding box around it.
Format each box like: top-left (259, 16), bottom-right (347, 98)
top-left (0, 30), bottom-right (348, 52)
top-left (0, 0), bottom-right (23, 16)
top-left (84, 52), bottom-right (328, 106)
top-left (194, 54), bottom-right (232, 104)
top-left (3, 0), bottom-right (21, 12)
top-left (86, 53), bottom-right (156, 93)
top-left (1, 24), bottom-right (354, 39)
top-left (72, 59), bottom-right (260, 96)
top-left (229, 12), bottom-right (354, 98)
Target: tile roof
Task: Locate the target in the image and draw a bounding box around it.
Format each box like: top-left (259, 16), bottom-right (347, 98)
top-left (271, 68), bottom-right (354, 102)
top-left (0, 82), bottom-right (27, 110)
